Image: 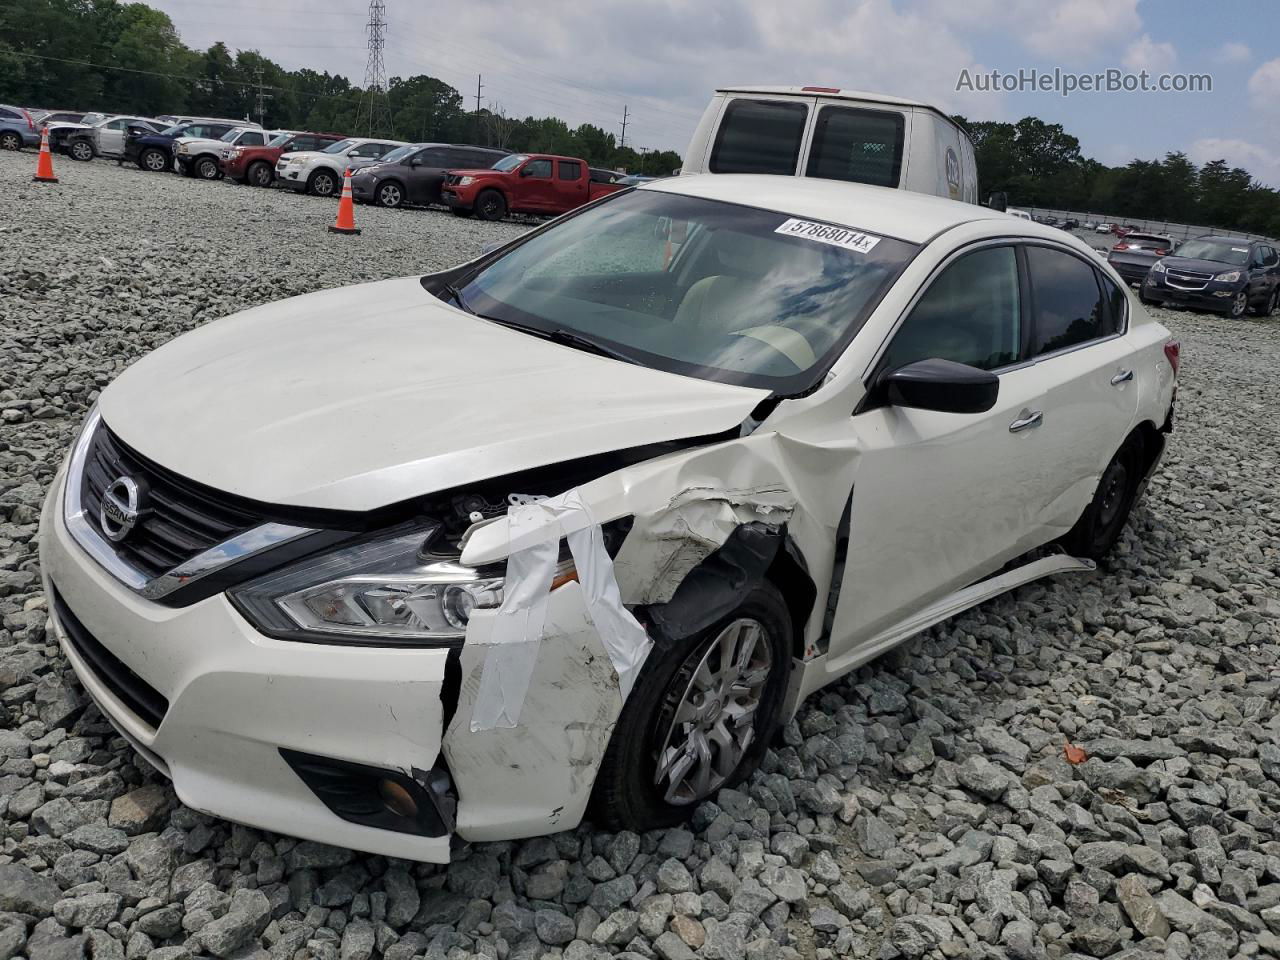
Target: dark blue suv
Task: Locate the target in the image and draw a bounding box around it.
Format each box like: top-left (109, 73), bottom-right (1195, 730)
top-left (124, 120), bottom-right (238, 172)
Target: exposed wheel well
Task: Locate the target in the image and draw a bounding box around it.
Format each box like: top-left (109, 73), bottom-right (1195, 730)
top-left (1127, 420), bottom-right (1165, 489)
top-left (765, 538), bottom-right (817, 660)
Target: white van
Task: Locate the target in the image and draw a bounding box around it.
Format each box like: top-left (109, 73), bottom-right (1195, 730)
top-left (682, 86), bottom-right (980, 205)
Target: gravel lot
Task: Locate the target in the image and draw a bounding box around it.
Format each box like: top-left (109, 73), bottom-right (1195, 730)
top-left (2, 149), bottom-right (1279, 960)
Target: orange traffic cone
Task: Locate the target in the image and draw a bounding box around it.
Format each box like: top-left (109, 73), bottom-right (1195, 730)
top-left (328, 168), bottom-right (360, 235)
top-left (33, 127), bottom-right (58, 184)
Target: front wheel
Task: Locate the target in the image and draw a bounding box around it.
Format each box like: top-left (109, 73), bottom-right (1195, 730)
top-left (475, 189), bottom-right (507, 221)
top-left (194, 156), bottom-right (220, 180)
top-left (1059, 434), bottom-right (1144, 560)
top-left (69, 140), bottom-right (94, 162)
top-left (592, 583), bottom-right (793, 830)
top-left (139, 148), bottom-right (169, 172)
top-left (309, 169), bottom-right (338, 197)
top-left (376, 181), bottom-right (404, 208)
top-left (247, 161), bottom-right (273, 187)
top-left (1251, 288), bottom-right (1278, 318)
top-left (1227, 288), bottom-right (1249, 318)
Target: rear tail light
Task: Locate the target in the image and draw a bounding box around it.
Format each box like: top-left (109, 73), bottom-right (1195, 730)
top-left (1154, 249), bottom-right (1168, 255)
top-left (1164, 341), bottom-right (1180, 377)
top-left (1112, 243), bottom-right (1128, 251)
top-left (22, 109), bottom-right (35, 132)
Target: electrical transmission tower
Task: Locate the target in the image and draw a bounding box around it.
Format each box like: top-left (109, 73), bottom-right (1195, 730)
top-left (355, 0), bottom-right (393, 137)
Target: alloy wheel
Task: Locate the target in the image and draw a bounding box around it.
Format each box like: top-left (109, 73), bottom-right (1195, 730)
top-left (143, 150), bottom-right (167, 172)
top-left (71, 141), bottom-right (93, 161)
top-left (1231, 290), bottom-right (1248, 318)
top-left (250, 164), bottom-right (271, 187)
top-left (197, 158), bottom-right (218, 180)
top-left (313, 172), bottom-right (336, 196)
top-left (0, 132), bottom-right (20, 151)
top-left (378, 183), bottom-right (402, 207)
top-left (653, 618), bottom-right (773, 806)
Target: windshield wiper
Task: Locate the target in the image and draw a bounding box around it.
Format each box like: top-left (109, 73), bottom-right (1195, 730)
top-left (440, 281), bottom-right (473, 314)
top-left (549, 329), bottom-right (639, 365)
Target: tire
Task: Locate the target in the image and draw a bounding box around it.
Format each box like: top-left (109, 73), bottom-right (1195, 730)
top-left (1059, 434), bottom-right (1144, 560)
top-left (309, 169), bottom-right (338, 197)
top-left (450, 207), bottom-right (473, 218)
top-left (69, 139), bottom-right (94, 162)
top-left (475, 189), bottom-right (507, 221)
top-left (1251, 287), bottom-right (1278, 318)
top-left (194, 156), bottom-right (220, 180)
top-left (139, 148), bottom-right (169, 173)
top-left (247, 161), bottom-right (273, 187)
top-left (376, 181), bottom-right (404, 208)
top-left (0, 131), bottom-right (20, 151)
top-left (1227, 288), bottom-right (1249, 319)
top-left (592, 582), bottom-right (793, 831)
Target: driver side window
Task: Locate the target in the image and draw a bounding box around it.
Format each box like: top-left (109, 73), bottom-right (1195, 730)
top-left (880, 245), bottom-right (1021, 374)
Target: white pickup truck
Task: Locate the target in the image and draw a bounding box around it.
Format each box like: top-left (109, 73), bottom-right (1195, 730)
top-left (683, 86), bottom-right (984, 205)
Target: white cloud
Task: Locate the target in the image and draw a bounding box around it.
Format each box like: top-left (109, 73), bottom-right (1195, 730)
top-left (1248, 58), bottom-right (1280, 109)
top-left (1214, 42), bottom-right (1251, 64)
top-left (1123, 34), bottom-right (1176, 74)
top-left (1019, 0), bottom-right (1142, 62)
top-left (1189, 138), bottom-right (1280, 188)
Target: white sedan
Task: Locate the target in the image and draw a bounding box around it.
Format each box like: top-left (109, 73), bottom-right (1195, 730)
top-left (39, 175), bottom-right (1178, 861)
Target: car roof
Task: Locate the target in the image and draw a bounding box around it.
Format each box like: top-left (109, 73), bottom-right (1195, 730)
top-left (1193, 235), bottom-right (1257, 245)
top-left (641, 174), bottom-right (1013, 244)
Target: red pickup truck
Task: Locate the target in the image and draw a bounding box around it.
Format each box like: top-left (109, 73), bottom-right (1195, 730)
top-left (220, 131), bottom-right (346, 187)
top-left (441, 153), bottom-right (625, 220)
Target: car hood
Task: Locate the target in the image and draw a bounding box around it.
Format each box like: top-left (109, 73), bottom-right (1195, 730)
top-left (448, 167), bottom-right (508, 178)
top-left (173, 136), bottom-right (227, 149)
top-left (1158, 256), bottom-right (1243, 275)
top-left (98, 277), bottom-right (768, 512)
top-left (48, 122), bottom-right (91, 133)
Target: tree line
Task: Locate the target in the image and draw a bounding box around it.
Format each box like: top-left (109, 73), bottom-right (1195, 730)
top-left (957, 115), bottom-right (1279, 237)
top-left (2, 0), bottom-right (1275, 233)
top-left (0, 0), bottom-right (682, 175)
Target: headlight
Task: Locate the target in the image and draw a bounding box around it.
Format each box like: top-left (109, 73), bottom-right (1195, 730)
top-left (1150, 260), bottom-right (1165, 273)
top-left (457, 176), bottom-right (474, 186)
top-left (1213, 270), bottom-right (1241, 283)
top-left (230, 524), bottom-right (505, 644)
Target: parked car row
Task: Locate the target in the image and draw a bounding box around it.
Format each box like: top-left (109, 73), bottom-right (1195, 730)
top-left (1104, 233), bottom-right (1280, 317)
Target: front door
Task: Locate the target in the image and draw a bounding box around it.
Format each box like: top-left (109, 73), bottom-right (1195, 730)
top-left (827, 243), bottom-right (1058, 661)
top-left (517, 157), bottom-right (556, 211)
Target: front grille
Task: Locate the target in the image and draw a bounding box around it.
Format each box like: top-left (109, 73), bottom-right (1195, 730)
top-left (79, 422), bottom-right (262, 579)
top-left (52, 589), bottom-right (169, 730)
top-left (1166, 269), bottom-right (1211, 291)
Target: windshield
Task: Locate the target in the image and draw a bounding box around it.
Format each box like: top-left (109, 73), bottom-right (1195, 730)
top-left (268, 133), bottom-right (292, 148)
top-left (380, 145), bottom-right (416, 163)
top-left (491, 153), bottom-right (528, 172)
top-left (323, 138), bottom-right (356, 154)
top-left (218, 128), bottom-right (243, 142)
top-left (160, 124), bottom-right (186, 137)
top-left (455, 189), bottom-right (916, 392)
top-left (1174, 239), bottom-right (1249, 265)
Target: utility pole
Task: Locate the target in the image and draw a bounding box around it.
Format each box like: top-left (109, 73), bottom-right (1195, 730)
top-left (474, 74), bottom-right (484, 143)
top-left (253, 67), bottom-right (270, 126)
top-left (355, 0), bottom-right (393, 137)
top-left (619, 104), bottom-right (629, 150)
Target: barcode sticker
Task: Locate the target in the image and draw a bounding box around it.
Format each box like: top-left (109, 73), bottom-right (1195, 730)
top-left (774, 218), bottom-right (881, 254)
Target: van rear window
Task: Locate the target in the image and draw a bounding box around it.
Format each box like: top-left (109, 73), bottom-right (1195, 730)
top-left (805, 106), bottom-right (904, 188)
top-left (709, 99), bottom-right (807, 175)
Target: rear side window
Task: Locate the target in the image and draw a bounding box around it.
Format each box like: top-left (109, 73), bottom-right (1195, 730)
top-left (0, 107), bottom-right (18, 119)
top-left (1262, 245), bottom-right (1279, 266)
top-left (1098, 271), bottom-right (1127, 335)
top-left (805, 106), bottom-right (904, 188)
top-left (709, 99), bottom-right (807, 175)
top-left (558, 160), bottom-right (582, 181)
top-left (880, 245), bottom-right (1021, 373)
top-left (1027, 246), bottom-right (1107, 356)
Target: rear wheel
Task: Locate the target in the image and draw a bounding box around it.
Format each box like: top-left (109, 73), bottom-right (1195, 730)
top-left (1059, 434), bottom-right (1144, 560)
top-left (376, 181), bottom-right (404, 208)
top-left (593, 583), bottom-right (792, 830)
top-left (475, 189), bottom-right (506, 221)
top-left (139, 147), bottom-right (169, 172)
top-left (309, 169), bottom-right (338, 197)
top-left (247, 161), bottom-right (273, 187)
top-left (0, 131), bottom-right (21, 151)
top-left (69, 140), bottom-right (94, 162)
top-left (1252, 288), bottom-right (1278, 317)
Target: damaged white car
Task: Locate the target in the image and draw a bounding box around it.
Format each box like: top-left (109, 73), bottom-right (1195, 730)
top-left (39, 174), bottom-right (1179, 862)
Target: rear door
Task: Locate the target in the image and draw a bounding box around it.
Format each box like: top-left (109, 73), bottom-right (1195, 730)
top-left (1023, 244), bottom-right (1139, 533)
top-left (705, 95), bottom-right (816, 176)
top-left (801, 101), bottom-right (908, 189)
top-left (552, 159), bottom-right (589, 212)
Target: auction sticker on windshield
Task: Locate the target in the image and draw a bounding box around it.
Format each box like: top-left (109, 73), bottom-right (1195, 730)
top-left (775, 218), bottom-right (881, 254)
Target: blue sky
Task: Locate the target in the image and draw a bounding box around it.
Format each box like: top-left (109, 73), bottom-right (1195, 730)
top-left (153, 0), bottom-right (1280, 186)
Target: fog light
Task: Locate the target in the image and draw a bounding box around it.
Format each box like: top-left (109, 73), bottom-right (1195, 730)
top-left (378, 777), bottom-right (419, 818)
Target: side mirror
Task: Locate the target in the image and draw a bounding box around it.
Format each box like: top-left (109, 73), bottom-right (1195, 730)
top-left (519, 166), bottom-right (535, 177)
top-left (409, 157), bottom-right (422, 167)
top-left (988, 191), bottom-right (1008, 212)
top-left (881, 358), bottom-right (999, 414)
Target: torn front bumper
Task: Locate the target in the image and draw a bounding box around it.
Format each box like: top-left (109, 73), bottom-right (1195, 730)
top-left (39, 471), bottom-right (454, 861)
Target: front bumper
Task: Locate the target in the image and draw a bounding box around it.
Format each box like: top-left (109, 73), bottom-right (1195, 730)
top-left (440, 186), bottom-right (476, 210)
top-left (276, 162), bottom-right (309, 191)
top-left (1143, 274), bottom-right (1242, 312)
top-left (351, 177), bottom-right (377, 202)
top-left (39, 473), bottom-right (454, 861)
top-left (220, 155), bottom-right (249, 179)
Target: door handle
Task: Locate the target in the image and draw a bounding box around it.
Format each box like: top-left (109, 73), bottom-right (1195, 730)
top-left (1111, 369), bottom-right (1134, 385)
top-left (1009, 410), bottom-right (1043, 432)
